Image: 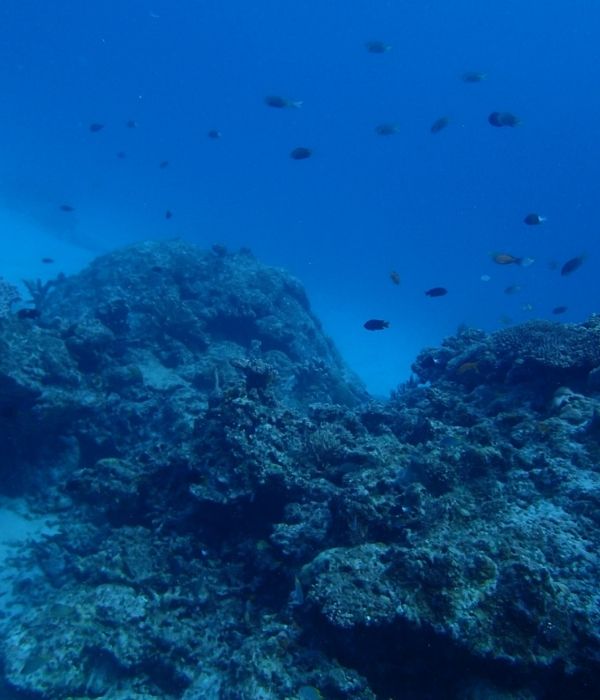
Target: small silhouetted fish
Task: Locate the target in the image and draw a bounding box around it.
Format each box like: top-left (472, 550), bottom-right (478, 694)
top-left (89, 123), bottom-right (104, 132)
top-left (17, 308), bottom-right (40, 320)
top-left (116, 151), bottom-right (126, 159)
top-left (462, 71), bottom-right (487, 83)
top-left (290, 147), bottom-right (312, 160)
top-left (264, 95), bottom-right (302, 109)
top-left (151, 265), bottom-right (164, 273)
top-left (364, 319), bottom-right (389, 331)
top-left (561, 254), bottom-right (585, 276)
top-left (208, 129), bottom-right (221, 139)
top-left (126, 119), bottom-right (137, 128)
top-left (492, 253), bottom-right (522, 265)
top-left (165, 210), bottom-right (173, 219)
top-left (552, 306), bottom-right (568, 315)
top-left (504, 284), bottom-right (522, 295)
top-left (59, 204), bottom-right (75, 212)
top-left (41, 257), bottom-right (54, 264)
top-left (375, 123), bottom-right (400, 136)
top-left (430, 116), bottom-right (449, 134)
top-left (523, 213), bottom-right (545, 225)
top-left (488, 111), bottom-right (520, 127)
top-left (159, 160), bottom-right (169, 169)
top-left (425, 287), bottom-right (447, 297)
top-left (365, 40), bottom-right (391, 53)
top-left (390, 270), bottom-right (400, 285)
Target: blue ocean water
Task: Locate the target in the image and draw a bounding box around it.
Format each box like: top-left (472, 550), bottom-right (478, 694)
top-left (0, 0), bottom-right (598, 395)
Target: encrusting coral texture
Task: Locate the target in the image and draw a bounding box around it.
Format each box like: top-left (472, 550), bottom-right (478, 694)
top-left (0, 240), bottom-right (599, 699)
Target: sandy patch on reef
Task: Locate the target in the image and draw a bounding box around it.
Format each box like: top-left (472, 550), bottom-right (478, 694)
top-left (0, 497), bottom-right (60, 615)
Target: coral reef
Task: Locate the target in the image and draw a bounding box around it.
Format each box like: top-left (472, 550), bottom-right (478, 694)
top-left (0, 241), bottom-right (599, 699)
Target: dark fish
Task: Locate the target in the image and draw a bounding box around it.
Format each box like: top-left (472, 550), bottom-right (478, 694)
top-left (17, 308), bottom-right (40, 320)
top-left (126, 119), bottom-right (137, 128)
top-left (390, 270), bottom-right (401, 285)
top-left (561, 255), bottom-right (585, 276)
top-left (151, 265), bottom-right (164, 273)
top-left (425, 287), bottom-right (448, 297)
top-left (430, 116), bottom-right (449, 134)
top-left (165, 210), bottom-right (173, 219)
top-left (461, 71), bottom-right (487, 83)
top-left (375, 123), bottom-right (400, 136)
top-left (364, 319), bottom-right (389, 331)
top-left (552, 305), bottom-right (568, 315)
top-left (89, 123), bottom-right (105, 132)
top-left (365, 40), bottom-right (391, 54)
top-left (207, 129), bottom-right (221, 139)
top-left (504, 284), bottom-right (522, 295)
top-left (59, 204), bottom-right (75, 212)
top-left (488, 111), bottom-right (520, 127)
top-left (264, 95), bottom-right (302, 109)
top-left (523, 213), bottom-right (545, 225)
top-left (290, 147), bottom-right (312, 160)
top-left (116, 151), bottom-right (126, 159)
top-left (159, 160), bottom-right (169, 169)
top-left (41, 257), bottom-right (54, 264)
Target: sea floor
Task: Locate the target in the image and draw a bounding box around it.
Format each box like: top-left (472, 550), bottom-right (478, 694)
top-left (0, 496), bottom-right (59, 617)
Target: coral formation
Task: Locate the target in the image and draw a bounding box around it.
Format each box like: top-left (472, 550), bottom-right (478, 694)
top-left (0, 241), bottom-right (599, 698)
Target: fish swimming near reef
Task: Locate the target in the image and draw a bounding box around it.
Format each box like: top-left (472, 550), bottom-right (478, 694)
top-left (89, 123), bottom-right (105, 132)
top-left (560, 254), bottom-right (585, 276)
top-left (375, 123), bottom-right (400, 136)
top-left (290, 147), bottom-right (312, 160)
top-left (364, 319), bottom-right (389, 331)
top-left (504, 284), bottom-right (522, 295)
top-left (492, 252), bottom-right (531, 266)
top-left (264, 95), bottom-right (303, 109)
top-left (365, 40), bottom-right (391, 53)
top-left (430, 116), bottom-right (449, 134)
top-left (488, 111), bottom-right (520, 127)
top-left (390, 270), bottom-right (401, 285)
top-left (552, 305), bottom-right (568, 315)
top-left (17, 308), bottom-right (40, 320)
top-left (523, 213), bottom-right (546, 225)
top-left (425, 287), bottom-right (447, 297)
top-left (59, 204), bottom-right (75, 212)
top-left (461, 71), bottom-right (487, 83)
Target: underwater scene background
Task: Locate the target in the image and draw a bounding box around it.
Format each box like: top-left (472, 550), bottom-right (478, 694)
top-left (0, 1), bottom-right (599, 699)
top-left (1, 0), bottom-right (599, 394)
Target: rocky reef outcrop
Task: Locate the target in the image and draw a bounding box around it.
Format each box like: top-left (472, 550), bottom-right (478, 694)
top-left (0, 241), bottom-right (599, 699)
